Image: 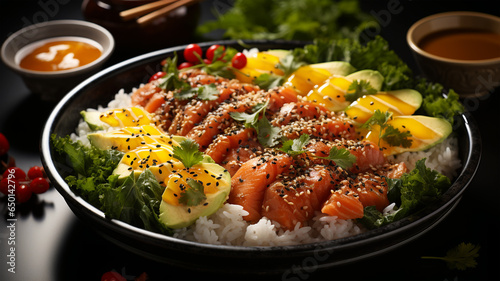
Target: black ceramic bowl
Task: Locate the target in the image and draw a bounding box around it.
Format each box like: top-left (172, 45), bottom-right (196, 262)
top-left (40, 40), bottom-right (481, 274)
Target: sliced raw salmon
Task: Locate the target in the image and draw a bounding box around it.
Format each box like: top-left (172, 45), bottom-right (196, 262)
top-left (228, 153), bottom-right (293, 222)
top-left (205, 127), bottom-right (263, 176)
top-left (321, 190), bottom-right (365, 219)
top-left (131, 81), bottom-right (163, 108)
top-left (261, 165), bottom-right (346, 230)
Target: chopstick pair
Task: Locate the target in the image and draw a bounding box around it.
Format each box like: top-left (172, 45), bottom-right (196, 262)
top-left (120, 0), bottom-right (199, 26)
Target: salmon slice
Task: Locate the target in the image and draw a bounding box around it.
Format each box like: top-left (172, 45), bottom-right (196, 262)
top-left (267, 87), bottom-right (298, 112)
top-left (261, 165), bottom-right (345, 230)
top-left (304, 139), bottom-right (386, 173)
top-left (272, 101), bottom-right (329, 126)
top-left (228, 153), bottom-right (293, 222)
top-left (321, 190), bottom-right (365, 219)
top-left (185, 101), bottom-right (252, 150)
top-left (131, 81), bottom-right (163, 108)
top-left (205, 127), bottom-right (263, 176)
top-left (144, 92), bottom-right (166, 113)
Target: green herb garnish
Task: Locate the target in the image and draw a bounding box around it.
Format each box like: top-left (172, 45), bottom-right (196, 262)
top-left (229, 100), bottom-right (281, 147)
top-left (172, 139), bottom-right (204, 168)
top-left (174, 83), bottom-right (219, 101)
top-left (422, 243), bottom-right (480, 271)
top-left (280, 134), bottom-right (310, 156)
top-left (362, 110), bottom-right (412, 148)
top-left (317, 146), bottom-right (357, 170)
top-left (160, 53), bottom-right (191, 92)
top-left (179, 178), bottom-right (207, 206)
top-left (344, 79), bottom-right (378, 102)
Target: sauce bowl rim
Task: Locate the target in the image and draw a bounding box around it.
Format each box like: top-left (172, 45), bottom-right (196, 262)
top-left (1, 19), bottom-right (115, 77)
top-left (407, 11), bottom-right (500, 65)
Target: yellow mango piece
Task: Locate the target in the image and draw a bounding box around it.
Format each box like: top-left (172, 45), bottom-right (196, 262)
top-left (234, 52), bottom-right (284, 83)
top-left (284, 66), bottom-right (331, 95)
top-left (99, 107), bottom-right (152, 127)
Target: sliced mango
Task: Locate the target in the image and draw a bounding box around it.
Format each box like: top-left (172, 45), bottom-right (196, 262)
top-left (284, 62), bottom-right (355, 95)
top-left (306, 70), bottom-right (384, 112)
top-left (234, 52), bottom-right (285, 83)
top-left (363, 115), bottom-right (452, 156)
top-left (81, 107), bottom-right (153, 131)
top-left (346, 89), bottom-right (422, 124)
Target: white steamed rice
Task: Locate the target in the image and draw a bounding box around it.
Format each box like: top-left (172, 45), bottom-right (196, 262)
top-left (72, 87), bottom-right (462, 246)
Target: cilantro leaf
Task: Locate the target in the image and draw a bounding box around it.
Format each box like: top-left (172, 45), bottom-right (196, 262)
top-left (159, 53), bottom-right (191, 92)
top-left (277, 54), bottom-right (305, 77)
top-left (172, 139), bottom-right (204, 168)
top-left (317, 146), bottom-right (357, 170)
top-left (174, 83), bottom-right (219, 101)
top-left (361, 109), bottom-right (391, 129)
top-left (253, 73), bottom-right (284, 90)
top-left (229, 100), bottom-right (281, 147)
top-left (255, 115), bottom-right (282, 147)
top-left (280, 134), bottom-right (310, 156)
top-left (344, 79), bottom-right (378, 102)
top-left (362, 110), bottom-right (412, 148)
top-left (178, 178), bottom-right (207, 206)
top-left (422, 243), bottom-right (480, 271)
top-left (229, 101), bottom-right (268, 127)
top-left (196, 84), bottom-right (219, 100)
top-left (380, 125), bottom-right (413, 148)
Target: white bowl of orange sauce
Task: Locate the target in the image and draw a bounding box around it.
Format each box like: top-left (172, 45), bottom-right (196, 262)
top-left (1, 20), bottom-right (114, 101)
top-left (407, 11), bottom-right (500, 97)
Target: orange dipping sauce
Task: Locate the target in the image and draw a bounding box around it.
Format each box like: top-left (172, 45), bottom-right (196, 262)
top-left (419, 29), bottom-right (500, 60)
top-left (18, 37), bottom-right (102, 71)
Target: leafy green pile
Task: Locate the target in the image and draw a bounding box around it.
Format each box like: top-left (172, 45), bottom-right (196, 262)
top-left (197, 0), bottom-right (378, 41)
top-left (359, 158), bottom-right (451, 229)
top-left (51, 135), bottom-right (172, 235)
top-left (291, 36), bottom-right (465, 125)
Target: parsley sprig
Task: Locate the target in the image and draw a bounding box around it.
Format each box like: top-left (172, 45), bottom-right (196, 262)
top-left (174, 83), bottom-right (219, 101)
top-left (422, 243), bottom-right (480, 271)
top-left (362, 110), bottom-right (412, 148)
top-left (254, 54), bottom-right (305, 90)
top-left (159, 54), bottom-right (191, 92)
top-left (279, 134), bottom-right (356, 170)
top-left (317, 146), bottom-right (357, 170)
top-left (229, 100), bottom-right (282, 147)
top-left (344, 79), bottom-right (378, 102)
top-left (179, 178), bottom-right (207, 206)
top-left (172, 139), bottom-right (204, 168)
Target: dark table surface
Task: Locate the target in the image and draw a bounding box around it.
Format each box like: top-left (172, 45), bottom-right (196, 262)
top-left (1, 1), bottom-right (499, 280)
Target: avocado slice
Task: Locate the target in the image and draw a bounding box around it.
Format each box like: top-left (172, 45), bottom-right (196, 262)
top-left (81, 110), bottom-right (107, 131)
top-left (365, 115), bottom-right (452, 156)
top-left (346, 70), bottom-right (384, 91)
top-left (309, 61), bottom-right (356, 76)
top-left (81, 107), bottom-right (153, 131)
top-left (345, 89), bottom-right (423, 124)
top-left (263, 49), bottom-right (291, 59)
top-left (159, 161), bottom-right (231, 229)
top-left (87, 125), bottom-right (179, 152)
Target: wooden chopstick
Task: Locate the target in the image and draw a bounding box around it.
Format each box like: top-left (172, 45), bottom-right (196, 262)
top-left (136, 0), bottom-right (198, 26)
top-left (119, 0), bottom-right (179, 21)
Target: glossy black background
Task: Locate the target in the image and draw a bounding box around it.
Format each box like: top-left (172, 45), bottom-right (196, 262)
top-left (1, 1), bottom-right (499, 280)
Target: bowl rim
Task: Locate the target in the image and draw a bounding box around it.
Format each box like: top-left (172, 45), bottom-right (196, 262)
top-left (40, 39), bottom-right (482, 258)
top-left (407, 11), bottom-right (500, 65)
top-left (1, 19), bottom-right (115, 77)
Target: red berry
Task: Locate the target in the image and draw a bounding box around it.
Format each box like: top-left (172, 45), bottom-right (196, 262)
top-left (30, 177), bottom-right (50, 194)
top-left (206, 44), bottom-right (225, 62)
top-left (27, 166), bottom-right (45, 180)
top-left (101, 271), bottom-right (126, 281)
top-left (0, 133), bottom-right (9, 156)
top-left (3, 167), bottom-right (27, 181)
top-left (15, 183), bottom-right (31, 203)
top-left (231, 52), bottom-right (247, 69)
top-left (178, 62), bottom-right (194, 70)
top-left (148, 71), bottom-right (166, 82)
top-left (183, 43), bottom-right (202, 63)
top-left (0, 178), bottom-right (16, 195)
